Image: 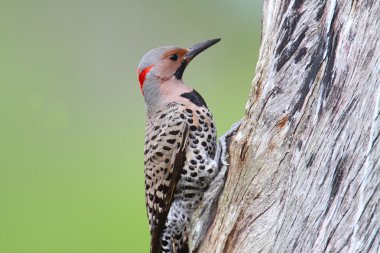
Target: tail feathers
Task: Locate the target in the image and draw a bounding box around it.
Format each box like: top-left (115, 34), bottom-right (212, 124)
top-left (177, 243), bottom-right (189, 253)
top-left (150, 236), bottom-right (189, 253)
top-left (150, 231), bottom-right (161, 253)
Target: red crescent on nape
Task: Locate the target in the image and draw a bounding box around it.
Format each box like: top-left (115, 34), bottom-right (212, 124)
top-left (138, 65), bottom-right (154, 95)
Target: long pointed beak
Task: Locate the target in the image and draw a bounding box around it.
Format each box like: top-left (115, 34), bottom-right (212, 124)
top-left (174, 38), bottom-right (221, 79)
top-left (184, 38), bottom-right (221, 63)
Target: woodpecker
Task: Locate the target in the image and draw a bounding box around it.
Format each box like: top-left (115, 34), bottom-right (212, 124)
top-left (138, 38), bottom-right (221, 253)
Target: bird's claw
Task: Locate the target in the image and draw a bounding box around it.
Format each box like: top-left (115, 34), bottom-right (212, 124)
top-left (217, 119), bottom-right (243, 167)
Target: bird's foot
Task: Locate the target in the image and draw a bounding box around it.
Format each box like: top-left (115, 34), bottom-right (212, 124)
top-left (190, 119), bottom-right (243, 252)
top-left (218, 119), bottom-right (243, 166)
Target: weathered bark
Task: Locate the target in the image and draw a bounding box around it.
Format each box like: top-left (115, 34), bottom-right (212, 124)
top-left (194, 0), bottom-right (380, 252)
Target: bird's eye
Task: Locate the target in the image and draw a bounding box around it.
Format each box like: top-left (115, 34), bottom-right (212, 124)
top-left (169, 54), bottom-right (178, 61)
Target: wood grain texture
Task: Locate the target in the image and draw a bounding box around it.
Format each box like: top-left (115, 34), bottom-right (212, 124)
top-left (194, 0), bottom-right (380, 252)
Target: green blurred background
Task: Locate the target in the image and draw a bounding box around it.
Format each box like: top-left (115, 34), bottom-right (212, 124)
top-left (0, 1), bottom-right (262, 252)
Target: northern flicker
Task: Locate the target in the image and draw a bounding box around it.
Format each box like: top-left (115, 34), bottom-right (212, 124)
top-left (138, 38), bottom-right (221, 253)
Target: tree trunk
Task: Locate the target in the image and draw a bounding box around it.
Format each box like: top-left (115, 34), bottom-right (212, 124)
top-left (194, 0), bottom-right (380, 252)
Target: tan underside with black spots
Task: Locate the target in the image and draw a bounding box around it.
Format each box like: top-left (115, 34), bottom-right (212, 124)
top-left (144, 102), bottom-right (217, 253)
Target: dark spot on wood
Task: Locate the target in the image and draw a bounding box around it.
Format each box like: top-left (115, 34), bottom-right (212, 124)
top-left (291, 37), bottom-right (325, 116)
top-left (292, 239), bottom-right (299, 251)
top-left (294, 47), bottom-right (307, 63)
top-left (276, 12), bottom-right (304, 56)
top-left (240, 142), bottom-right (248, 161)
top-left (325, 157), bottom-right (346, 214)
top-left (277, 27), bottom-right (308, 71)
top-left (268, 141), bottom-right (275, 151)
top-left (316, 0), bottom-right (326, 21)
top-left (297, 140), bottom-right (302, 150)
top-left (280, 0), bottom-right (291, 15)
top-left (306, 153), bottom-right (315, 167)
top-left (292, 0), bottom-right (303, 10)
top-left (321, 30), bottom-right (340, 101)
top-left (339, 98), bottom-right (358, 124)
top-left (364, 47), bottom-right (375, 66)
top-left (277, 115), bottom-right (288, 129)
top-left (223, 211), bottom-right (245, 252)
top-left (331, 157), bottom-right (345, 198)
top-left (254, 78), bottom-right (263, 100)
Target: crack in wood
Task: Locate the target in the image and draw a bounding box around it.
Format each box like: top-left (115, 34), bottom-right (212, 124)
top-left (222, 211), bottom-right (245, 253)
top-left (292, 0), bottom-right (304, 10)
top-left (291, 39), bottom-right (324, 117)
top-left (294, 46), bottom-right (307, 63)
top-left (276, 27), bottom-right (308, 72)
top-left (326, 157), bottom-right (346, 214)
top-left (321, 6), bottom-right (339, 102)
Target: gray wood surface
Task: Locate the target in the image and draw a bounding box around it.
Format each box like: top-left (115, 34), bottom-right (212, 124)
top-left (193, 0), bottom-right (380, 252)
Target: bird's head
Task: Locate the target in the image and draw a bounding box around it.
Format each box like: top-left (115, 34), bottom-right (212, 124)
top-left (137, 38), bottom-right (220, 111)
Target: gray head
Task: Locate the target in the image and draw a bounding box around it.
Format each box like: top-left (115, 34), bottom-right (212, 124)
top-left (137, 39), bottom-right (221, 111)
